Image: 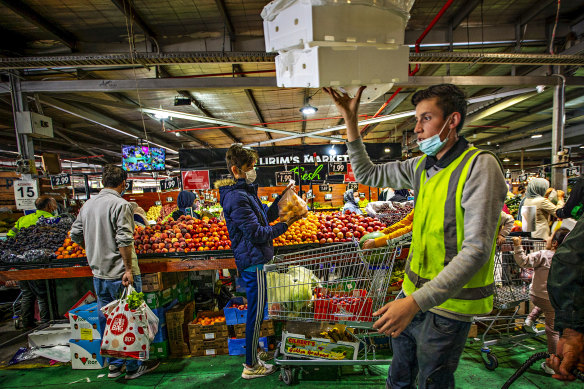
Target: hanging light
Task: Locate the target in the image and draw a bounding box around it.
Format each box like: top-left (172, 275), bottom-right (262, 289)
top-left (503, 157), bottom-right (510, 162)
top-left (531, 133), bottom-right (542, 138)
top-left (384, 148), bottom-right (390, 153)
top-left (300, 96), bottom-right (318, 115)
top-left (329, 145), bottom-right (336, 155)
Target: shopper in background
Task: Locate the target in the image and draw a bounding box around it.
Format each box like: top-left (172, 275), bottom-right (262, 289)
top-left (129, 201), bottom-right (148, 227)
top-left (70, 164), bottom-right (158, 380)
top-left (342, 190), bottom-right (363, 215)
top-left (172, 190), bottom-right (196, 220)
top-left (325, 84), bottom-right (507, 388)
top-left (8, 196), bottom-right (58, 329)
top-left (388, 189), bottom-right (410, 203)
top-left (523, 178), bottom-right (565, 240)
top-left (298, 190), bottom-right (311, 210)
top-left (498, 209), bottom-right (515, 245)
top-left (556, 176), bottom-right (583, 220)
top-left (516, 184), bottom-right (527, 222)
top-left (513, 228), bottom-right (570, 374)
top-left (218, 144), bottom-right (300, 380)
top-left (547, 217), bottom-right (584, 381)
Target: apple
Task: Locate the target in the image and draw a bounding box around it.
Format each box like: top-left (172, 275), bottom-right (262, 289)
top-left (326, 238), bottom-right (334, 243)
top-left (337, 232), bottom-right (344, 239)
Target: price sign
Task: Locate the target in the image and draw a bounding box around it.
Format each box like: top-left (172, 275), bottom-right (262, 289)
top-left (346, 182), bottom-right (359, 192)
top-left (505, 170), bottom-right (511, 179)
top-left (271, 193), bottom-right (279, 199)
top-left (160, 176), bottom-right (180, 191)
top-left (306, 190), bottom-right (314, 200)
top-left (50, 173), bottom-right (71, 188)
top-left (538, 169), bottom-right (546, 178)
top-left (155, 201), bottom-right (162, 206)
top-left (567, 166), bottom-right (581, 177)
top-left (275, 171), bottom-right (293, 186)
top-left (328, 162), bottom-right (347, 175)
top-left (166, 197), bottom-right (173, 202)
top-left (518, 174), bottom-right (527, 182)
top-left (124, 180), bottom-right (133, 193)
top-left (324, 193), bottom-right (333, 201)
top-left (319, 184), bottom-right (331, 192)
top-left (260, 196), bottom-right (268, 201)
top-left (14, 179), bottom-right (39, 210)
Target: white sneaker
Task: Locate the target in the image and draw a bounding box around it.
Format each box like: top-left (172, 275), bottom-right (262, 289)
top-left (541, 362), bottom-right (555, 375)
top-left (108, 364), bottom-right (125, 378)
top-left (258, 359), bottom-right (274, 370)
top-left (524, 318), bottom-right (536, 333)
top-left (241, 363), bottom-right (276, 379)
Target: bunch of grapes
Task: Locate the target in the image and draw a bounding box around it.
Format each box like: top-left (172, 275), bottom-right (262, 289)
top-left (0, 219), bottom-right (73, 264)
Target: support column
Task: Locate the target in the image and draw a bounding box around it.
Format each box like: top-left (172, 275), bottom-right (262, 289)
top-left (9, 73), bottom-right (34, 162)
top-left (551, 71), bottom-right (566, 191)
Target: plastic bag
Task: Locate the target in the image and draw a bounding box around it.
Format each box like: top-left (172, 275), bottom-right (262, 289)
top-left (100, 285), bottom-right (158, 360)
top-left (278, 189), bottom-right (309, 223)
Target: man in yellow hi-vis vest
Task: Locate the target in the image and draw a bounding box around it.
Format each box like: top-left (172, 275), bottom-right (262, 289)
top-left (325, 84), bottom-right (507, 389)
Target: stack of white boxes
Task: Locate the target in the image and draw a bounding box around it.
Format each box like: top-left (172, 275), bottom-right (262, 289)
top-left (262, 0), bottom-right (414, 94)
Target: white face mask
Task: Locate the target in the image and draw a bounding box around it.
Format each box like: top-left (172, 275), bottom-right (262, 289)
top-left (243, 168), bottom-right (256, 184)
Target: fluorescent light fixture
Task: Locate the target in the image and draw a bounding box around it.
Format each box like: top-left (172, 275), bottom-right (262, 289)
top-left (536, 85), bottom-right (545, 93)
top-left (580, 145), bottom-right (584, 149)
top-left (503, 157), bottom-right (510, 162)
top-left (531, 133), bottom-right (543, 138)
top-left (514, 163), bottom-right (519, 165)
top-left (300, 104), bottom-right (318, 115)
top-left (154, 112), bottom-right (170, 120)
top-left (384, 148), bottom-right (390, 153)
top-left (175, 132), bottom-right (181, 137)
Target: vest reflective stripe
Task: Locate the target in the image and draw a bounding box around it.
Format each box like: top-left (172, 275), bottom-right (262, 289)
top-left (403, 147), bottom-right (499, 316)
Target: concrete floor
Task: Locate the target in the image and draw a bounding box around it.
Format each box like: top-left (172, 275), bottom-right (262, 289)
top-left (0, 331), bottom-right (582, 388)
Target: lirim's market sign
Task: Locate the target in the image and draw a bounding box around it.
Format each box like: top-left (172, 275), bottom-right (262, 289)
top-left (256, 154), bottom-right (349, 166)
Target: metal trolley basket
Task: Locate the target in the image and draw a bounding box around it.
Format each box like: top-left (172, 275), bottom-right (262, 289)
top-left (472, 237), bottom-right (547, 370)
top-left (264, 241), bottom-right (406, 385)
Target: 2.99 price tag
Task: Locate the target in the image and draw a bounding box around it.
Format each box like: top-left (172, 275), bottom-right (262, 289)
top-left (346, 182), bottom-right (359, 192)
top-left (160, 176), bottom-right (180, 192)
top-left (275, 171), bottom-right (293, 187)
top-left (319, 184), bottom-right (331, 192)
top-left (50, 173), bottom-right (71, 188)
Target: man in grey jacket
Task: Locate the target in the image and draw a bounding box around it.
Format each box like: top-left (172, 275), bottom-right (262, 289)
top-left (324, 84), bottom-right (507, 388)
top-left (71, 164), bottom-right (158, 380)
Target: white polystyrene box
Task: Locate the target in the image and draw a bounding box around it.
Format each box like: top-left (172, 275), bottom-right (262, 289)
top-left (262, 0), bottom-right (412, 52)
top-left (275, 45), bottom-right (409, 88)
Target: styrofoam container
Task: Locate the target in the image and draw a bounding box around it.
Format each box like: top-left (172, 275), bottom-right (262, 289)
top-left (28, 323), bottom-right (71, 348)
top-left (275, 45), bottom-right (409, 88)
top-left (262, 0), bottom-right (412, 52)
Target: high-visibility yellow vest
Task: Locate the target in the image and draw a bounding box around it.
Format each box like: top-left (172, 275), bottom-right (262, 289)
top-left (402, 147), bottom-right (499, 316)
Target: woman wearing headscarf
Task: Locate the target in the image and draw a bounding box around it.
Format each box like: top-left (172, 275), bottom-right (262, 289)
top-left (342, 190), bottom-right (363, 215)
top-left (523, 178), bottom-right (565, 240)
top-left (388, 189), bottom-right (410, 203)
top-left (172, 190), bottom-right (196, 220)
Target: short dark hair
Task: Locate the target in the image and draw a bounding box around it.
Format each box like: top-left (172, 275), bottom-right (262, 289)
top-left (411, 84), bottom-right (467, 133)
top-left (35, 195), bottom-right (55, 211)
top-left (225, 144), bottom-right (258, 176)
top-left (102, 164), bottom-right (127, 188)
top-left (552, 227), bottom-right (570, 246)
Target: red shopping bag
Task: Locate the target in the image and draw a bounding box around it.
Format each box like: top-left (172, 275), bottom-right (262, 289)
top-left (100, 285), bottom-right (158, 360)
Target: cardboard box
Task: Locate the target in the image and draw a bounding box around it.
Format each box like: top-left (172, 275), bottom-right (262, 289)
top-left (142, 272), bottom-right (180, 292)
top-left (28, 323), bottom-right (71, 348)
top-left (64, 291), bottom-right (97, 319)
top-left (69, 339), bottom-right (104, 369)
top-left (228, 337), bottom-right (268, 356)
top-left (166, 302), bottom-right (195, 355)
top-left (144, 287), bottom-right (176, 309)
top-left (69, 303), bottom-right (101, 340)
top-left (149, 340), bottom-right (169, 360)
top-left (188, 310), bottom-right (228, 341)
top-left (190, 338), bottom-right (228, 357)
top-left (231, 320), bottom-right (275, 339)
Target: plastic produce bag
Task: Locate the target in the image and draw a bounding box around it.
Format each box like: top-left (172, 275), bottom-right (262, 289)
top-left (278, 189), bottom-right (309, 223)
top-left (100, 285), bottom-right (159, 361)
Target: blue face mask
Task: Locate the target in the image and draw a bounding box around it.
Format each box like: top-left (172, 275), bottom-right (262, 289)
top-left (416, 115), bottom-right (454, 157)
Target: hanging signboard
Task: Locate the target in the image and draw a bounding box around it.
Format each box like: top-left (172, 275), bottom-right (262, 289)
top-left (14, 179), bottom-right (39, 210)
top-left (346, 182), bottom-right (359, 192)
top-left (50, 173), bottom-right (71, 189)
top-left (271, 193), bottom-right (279, 199)
top-left (124, 180), bottom-right (133, 193)
top-left (319, 184), bottom-right (331, 192)
top-left (328, 162), bottom-right (348, 176)
top-left (306, 190), bottom-right (314, 200)
top-left (344, 164), bottom-right (356, 183)
top-left (567, 166), bottom-right (581, 177)
top-left (504, 170), bottom-right (511, 180)
top-left (155, 201), bottom-right (162, 206)
top-left (517, 173), bottom-right (527, 182)
top-left (181, 170), bottom-right (210, 190)
top-left (260, 196), bottom-right (268, 201)
top-left (160, 176), bottom-right (180, 192)
top-left (275, 171), bottom-right (294, 186)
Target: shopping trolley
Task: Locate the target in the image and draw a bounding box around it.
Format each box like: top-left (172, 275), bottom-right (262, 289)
top-left (472, 237), bottom-right (547, 370)
top-left (264, 240), bottom-right (406, 385)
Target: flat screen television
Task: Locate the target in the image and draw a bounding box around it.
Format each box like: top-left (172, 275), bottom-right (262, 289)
top-left (121, 145), bottom-right (166, 172)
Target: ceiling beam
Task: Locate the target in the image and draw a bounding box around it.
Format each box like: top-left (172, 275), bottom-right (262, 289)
top-left (499, 123), bottom-right (584, 153)
top-left (214, 0), bottom-right (235, 42)
top-left (362, 92), bottom-right (411, 138)
top-left (0, 0), bottom-right (76, 49)
top-left (109, 0), bottom-right (157, 40)
top-left (450, 0), bottom-right (483, 30)
top-left (4, 76), bottom-right (582, 94)
top-left (232, 64), bottom-right (272, 141)
top-left (517, 0), bottom-right (557, 27)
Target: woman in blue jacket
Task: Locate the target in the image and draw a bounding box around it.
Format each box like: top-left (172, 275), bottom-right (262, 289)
top-left (342, 190), bottom-right (363, 215)
top-left (218, 145), bottom-right (299, 380)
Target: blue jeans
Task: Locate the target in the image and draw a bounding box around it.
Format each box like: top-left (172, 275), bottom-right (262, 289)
top-left (387, 292), bottom-right (471, 389)
top-left (240, 269), bottom-right (267, 367)
top-left (94, 275), bottom-right (142, 372)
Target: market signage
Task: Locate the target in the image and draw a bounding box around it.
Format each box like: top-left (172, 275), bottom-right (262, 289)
top-left (181, 170), bottom-right (210, 190)
top-left (160, 176), bottom-right (180, 192)
top-left (517, 173), bottom-right (527, 182)
top-left (319, 184), bottom-right (332, 192)
top-left (346, 182), bottom-right (359, 192)
top-left (275, 171), bottom-right (294, 186)
top-left (14, 179), bottom-right (39, 210)
top-left (50, 173), bottom-right (71, 188)
top-left (344, 164), bottom-right (356, 183)
top-left (290, 164), bottom-right (324, 181)
top-left (124, 180), bottom-right (133, 193)
top-left (306, 190), bottom-right (314, 200)
top-left (505, 170), bottom-right (511, 179)
top-left (328, 162), bottom-right (348, 175)
top-left (566, 166), bottom-right (581, 177)
top-left (257, 154), bottom-right (349, 166)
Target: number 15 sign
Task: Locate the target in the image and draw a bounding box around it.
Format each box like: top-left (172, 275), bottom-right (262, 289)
top-left (14, 179), bottom-right (39, 210)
